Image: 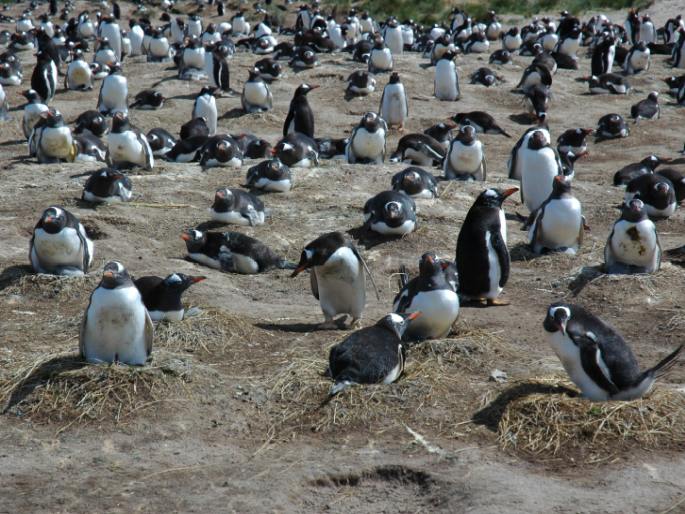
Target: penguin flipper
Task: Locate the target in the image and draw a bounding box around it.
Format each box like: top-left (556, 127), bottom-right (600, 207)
top-left (351, 244), bottom-right (381, 301)
top-left (574, 332), bottom-right (620, 396)
top-left (266, 88), bottom-right (273, 110)
top-left (490, 228), bottom-right (510, 287)
top-left (144, 309), bottom-right (154, 358)
top-left (283, 107), bottom-right (294, 137)
top-left (603, 227), bottom-right (617, 271)
top-left (138, 133), bottom-right (154, 170)
top-left (481, 154), bottom-right (487, 182)
top-left (309, 269), bottom-right (319, 300)
top-left (77, 223), bottom-right (91, 272)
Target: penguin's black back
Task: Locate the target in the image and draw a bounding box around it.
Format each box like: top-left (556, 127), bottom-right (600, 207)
top-left (329, 326), bottom-right (401, 385)
top-left (134, 276), bottom-right (184, 312)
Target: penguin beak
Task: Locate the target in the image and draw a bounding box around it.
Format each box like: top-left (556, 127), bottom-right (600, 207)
top-left (190, 276), bottom-right (206, 283)
top-left (309, 84), bottom-right (320, 90)
top-left (181, 232), bottom-right (192, 241)
top-left (103, 270), bottom-right (115, 279)
top-left (290, 265), bottom-right (307, 278)
top-left (501, 187), bottom-right (519, 199)
top-left (406, 311), bottom-right (422, 321)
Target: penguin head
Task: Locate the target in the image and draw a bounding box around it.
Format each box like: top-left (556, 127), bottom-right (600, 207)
top-left (214, 140), bottom-right (235, 161)
top-left (291, 231), bottom-right (348, 277)
top-left (247, 68), bottom-right (262, 81)
top-left (388, 72), bottom-right (400, 84)
top-left (621, 197), bottom-right (648, 222)
top-left (642, 154), bottom-right (665, 169)
top-left (198, 86), bottom-right (216, 97)
top-left (401, 169), bottom-right (422, 190)
top-left (22, 89), bottom-right (41, 103)
top-left (647, 91), bottom-right (659, 103)
top-left (111, 112), bottom-right (131, 133)
top-left (295, 83), bottom-right (319, 96)
top-left (653, 180), bottom-right (672, 199)
top-left (418, 252), bottom-right (441, 277)
top-left (551, 175), bottom-right (572, 197)
top-left (383, 201), bottom-right (404, 221)
top-left (39, 206), bottom-right (67, 233)
top-left (163, 273), bottom-right (206, 292)
top-left (379, 311), bottom-right (422, 340)
top-left (475, 187), bottom-right (518, 208)
top-left (527, 130), bottom-right (548, 150)
top-left (372, 36), bottom-right (385, 49)
top-left (268, 157), bottom-right (287, 176)
top-left (181, 228), bottom-right (207, 252)
top-left (457, 125), bottom-right (477, 144)
top-left (213, 188), bottom-right (235, 209)
top-left (43, 109), bottom-right (65, 128)
top-left (483, 73), bottom-right (496, 86)
top-left (101, 261), bottom-right (131, 289)
top-left (361, 112), bottom-right (384, 133)
top-left (543, 303), bottom-right (571, 334)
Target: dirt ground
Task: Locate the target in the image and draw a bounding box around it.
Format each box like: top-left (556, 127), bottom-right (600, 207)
top-left (1, 1), bottom-right (684, 512)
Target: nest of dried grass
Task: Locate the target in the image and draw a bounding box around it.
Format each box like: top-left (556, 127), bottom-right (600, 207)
top-left (0, 272), bottom-right (99, 301)
top-left (0, 350), bottom-right (210, 432)
top-left (263, 325), bottom-right (511, 438)
top-left (497, 377), bottom-right (685, 463)
top-left (154, 308), bottom-right (266, 354)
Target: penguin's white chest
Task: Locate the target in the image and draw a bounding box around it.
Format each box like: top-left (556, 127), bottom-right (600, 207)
top-left (351, 128), bottom-right (385, 159)
top-left (210, 207), bottom-right (265, 226)
top-left (109, 131), bottom-right (144, 164)
top-left (68, 60), bottom-right (91, 86)
top-left (371, 48), bottom-right (392, 70)
top-left (531, 198), bottom-right (582, 253)
top-left (33, 227), bottom-right (83, 267)
top-left (243, 82), bottom-right (269, 105)
top-left (384, 27), bottom-right (404, 54)
top-left (401, 289), bottom-right (460, 339)
top-left (24, 104), bottom-right (49, 137)
top-left (448, 141), bottom-right (482, 173)
top-left (380, 84), bottom-right (407, 125)
top-left (484, 230), bottom-right (503, 299)
top-left (194, 96), bottom-right (217, 134)
top-left (150, 37), bottom-right (169, 57)
top-left (434, 61), bottom-right (459, 100)
top-left (559, 37), bottom-right (579, 57)
top-left (101, 76), bottom-right (128, 110)
top-left (83, 286), bottom-right (149, 366)
top-left (610, 219), bottom-right (658, 267)
top-left (40, 127), bottom-right (73, 158)
top-left (520, 147), bottom-right (558, 212)
top-left (315, 247), bottom-right (365, 319)
top-left (184, 48), bottom-right (206, 69)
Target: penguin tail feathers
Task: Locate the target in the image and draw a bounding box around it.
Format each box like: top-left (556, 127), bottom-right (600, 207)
top-left (647, 344), bottom-right (683, 379)
top-left (397, 264), bottom-right (409, 290)
top-left (276, 259), bottom-right (297, 270)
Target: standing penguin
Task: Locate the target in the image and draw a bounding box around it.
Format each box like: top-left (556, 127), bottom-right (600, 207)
top-left (98, 16), bottom-right (122, 62)
top-left (623, 41), bottom-right (650, 74)
top-left (22, 89), bottom-right (49, 139)
top-left (543, 303), bottom-right (682, 400)
top-left (327, 312), bottom-right (421, 395)
top-left (520, 130), bottom-right (563, 212)
top-left (379, 72), bottom-right (408, 131)
top-left (210, 43), bottom-right (231, 94)
top-left (393, 252), bottom-right (459, 340)
top-left (291, 231), bottom-right (371, 329)
top-left (241, 69), bottom-right (272, 113)
top-left (434, 50), bottom-right (460, 101)
top-left (368, 36), bottom-right (393, 73)
top-left (97, 64), bottom-right (128, 115)
top-left (382, 17), bottom-right (404, 55)
top-left (528, 176), bottom-right (584, 255)
top-left (283, 83), bottom-right (318, 138)
top-left (591, 35), bottom-right (616, 75)
top-left (346, 112), bottom-right (388, 164)
top-left (192, 87), bottom-right (217, 136)
top-left (135, 273), bottom-right (205, 321)
top-left (107, 112), bottom-right (154, 170)
top-left (29, 206), bottom-right (93, 276)
top-left (80, 261), bottom-right (154, 365)
top-left (604, 198), bottom-right (661, 274)
top-left (31, 50), bottom-right (58, 103)
top-left (443, 125), bottom-right (486, 181)
top-left (65, 49), bottom-right (93, 90)
top-left (456, 187), bottom-right (518, 306)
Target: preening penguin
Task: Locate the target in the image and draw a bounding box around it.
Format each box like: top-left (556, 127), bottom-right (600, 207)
top-left (345, 111), bottom-right (387, 164)
top-left (443, 125), bottom-right (486, 181)
top-left (327, 312), bottom-right (421, 396)
top-left (291, 231), bottom-right (372, 329)
top-left (363, 190), bottom-right (417, 236)
top-left (604, 198), bottom-right (661, 274)
top-left (543, 303), bottom-right (682, 401)
top-left (379, 72), bottom-right (408, 131)
top-left (135, 273), bottom-right (206, 321)
top-left (456, 188), bottom-right (518, 306)
top-left (393, 252), bottom-right (459, 340)
top-left (80, 261), bottom-right (154, 366)
top-left (30, 206), bottom-right (94, 276)
top-left (209, 187), bottom-right (266, 227)
top-left (283, 83), bottom-right (318, 138)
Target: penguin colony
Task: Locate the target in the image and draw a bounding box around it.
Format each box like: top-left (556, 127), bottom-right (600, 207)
top-left (1, 1), bottom-right (684, 410)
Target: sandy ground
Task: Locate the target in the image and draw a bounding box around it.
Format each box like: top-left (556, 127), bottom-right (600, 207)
top-left (1, 1), bottom-right (685, 512)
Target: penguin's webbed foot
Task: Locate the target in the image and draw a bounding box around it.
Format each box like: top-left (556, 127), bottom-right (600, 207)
top-left (318, 319), bottom-right (338, 330)
top-left (486, 298), bottom-right (510, 306)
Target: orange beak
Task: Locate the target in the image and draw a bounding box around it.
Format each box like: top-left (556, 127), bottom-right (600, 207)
top-left (181, 232), bottom-right (192, 241)
top-left (191, 276), bottom-right (206, 283)
top-left (103, 270), bottom-right (114, 279)
top-left (406, 311), bottom-right (422, 321)
top-left (502, 187), bottom-right (519, 199)
top-left (290, 265), bottom-right (307, 278)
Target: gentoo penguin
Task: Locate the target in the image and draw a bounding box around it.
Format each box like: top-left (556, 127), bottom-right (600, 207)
top-left (623, 41), bottom-right (650, 74)
top-left (233, 134), bottom-right (272, 159)
top-left (556, 128), bottom-right (592, 156)
top-left (379, 72), bottom-right (408, 131)
top-left (639, 14), bottom-right (656, 43)
top-left (289, 45), bottom-right (319, 70)
top-left (434, 50), bottom-right (460, 101)
top-left (520, 130), bottom-right (562, 212)
top-left (346, 70), bottom-right (376, 98)
top-left (591, 35), bottom-right (616, 75)
top-left (604, 198), bottom-right (661, 274)
top-left (209, 187), bottom-right (265, 226)
top-left (502, 27), bottom-right (522, 51)
top-left (389, 133), bottom-right (445, 167)
top-left (187, 15), bottom-right (203, 39)
top-left (596, 113), bottom-right (630, 140)
top-left (180, 117), bottom-right (209, 140)
top-left (65, 50), bottom-right (93, 90)
top-left (508, 121), bottom-right (551, 180)
top-left (192, 87), bottom-right (217, 136)
top-left (291, 231), bottom-right (369, 329)
top-left (391, 167), bottom-right (438, 199)
top-left (232, 12), bottom-right (250, 36)
top-left (130, 89), bottom-right (165, 110)
top-left (30, 110), bottom-right (77, 163)
top-left (489, 49), bottom-right (512, 65)
top-left (0, 84), bottom-right (7, 122)
top-left (555, 25), bottom-right (581, 60)
top-left (90, 63), bottom-right (110, 81)
top-left (209, 43), bottom-right (232, 93)
top-left (364, 190), bottom-right (417, 236)
top-left (464, 32), bottom-right (490, 54)
top-left (456, 188), bottom-right (518, 305)
top-left (128, 20), bottom-right (144, 56)
top-left (655, 169), bottom-right (685, 203)
top-left (80, 261), bottom-right (154, 365)
top-left (630, 92), bottom-right (660, 122)
top-left (0, 61), bottom-right (22, 87)
top-left (625, 174), bottom-right (677, 219)
top-left (316, 137), bottom-right (349, 160)
top-left (524, 85), bottom-right (550, 120)
top-left (452, 111), bottom-right (510, 137)
top-left (82, 168), bottom-right (133, 203)
top-left (393, 252), bottom-right (459, 340)
top-left (165, 135), bottom-right (208, 163)
top-left (22, 89), bottom-right (49, 139)
top-left (351, 39), bottom-right (373, 63)
top-left (245, 158), bottom-right (292, 192)
top-left (543, 303), bottom-right (682, 400)
top-left (327, 312), bottom-right (420, 395)
top-left (179, 37), bottom-right (207, 80)
top-left (382, 17), bottom-right (404, 55)
top-left (470, 67), bottom-right (502, 87)
top-left (98, 16), bottom-right (122, 62)
top-left (74, 110), bottom-right (109, 138)
top-left (273, 133), bottom-right (319, 168)
top-left (368, 36), bottom-right (393, 73)
top-left (31, 51), bottom-right (58, 103)
top-left (528, 176), bottom-right (584, 255)
top-left (135, 273), bottom-right (205, 321)
top-left (516, 63), bottom-right (552, 93)
top-left (106, 112), bottom-right (154, 170)
top-left (74, 133), bottom-right (108, 162)
top-left (148, 29), bottom-right (171, 62)
top-left (241, 69), bottom-right (272, 113)
top-left (613, 155), bottom-right (667, 186)
top-left (182, 229), bottom-right (293, 274)
top-left (30, 206), bottom-right (93, 276)
top-left (94, 38), bottom-right (118, 67)
top-left (283, 83), bottom-right (318, 138)
top-left (444, 125), bottom-right (486, 181)
top-left (588, 73), bottom-right (630, 94)
top-left (346, 112), bottom-right (387, 164)
top-left (198, 135), bottom-right (243, 168)
top-left (424, 122), bottom-right (456, 150)
top-left (97, 64), bottom-right (128, 115)
top-left (429, 35), bottom-right (454, 65)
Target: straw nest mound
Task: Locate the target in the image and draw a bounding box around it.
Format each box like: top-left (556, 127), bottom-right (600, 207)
top-left (0, 350), bottom-right (217, 432)
top-left (495, 377), bottom-right (685, 464)
top-left (263, 324), bottom-right (512, 438)
top-left (1, 272), bottom-right (99, 301)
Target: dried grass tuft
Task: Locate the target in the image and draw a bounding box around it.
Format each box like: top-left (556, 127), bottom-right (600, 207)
top-left (1, 273), bottom-right (99, 301)
top-left (497, 377), bottom-right (685, 462)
